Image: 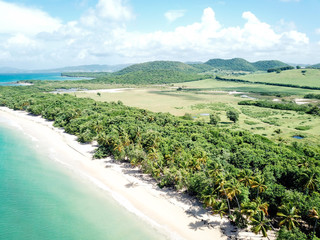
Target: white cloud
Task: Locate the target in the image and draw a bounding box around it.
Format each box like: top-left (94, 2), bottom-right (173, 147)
top-left (164, 10), bottom-right (186, 23)
top-left (80, 0), bottom-right (133, 27)
top-left (107, 8), bottom-right (313, 64)
top-left (281, 31), bottom-right (309, 44)
top-left (113, 9), bottom-right (306, 59)
top-left (0, 3), bottom-right (317, 69)
top-left (316, 28), bottom-right (320, 35)
top-left (6, 34), bottom-right (36, 48)
top-left (0, 0), bottom-right (61, 35)
top-left (97, 0), bottom-right (133, 21)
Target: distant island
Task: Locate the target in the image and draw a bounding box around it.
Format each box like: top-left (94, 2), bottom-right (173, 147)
top-left (2, 57), bottom-right (320, 74)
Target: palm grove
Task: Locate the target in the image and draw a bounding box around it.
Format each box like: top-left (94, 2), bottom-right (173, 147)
top-left (0, 85), bottom-right (319, 240)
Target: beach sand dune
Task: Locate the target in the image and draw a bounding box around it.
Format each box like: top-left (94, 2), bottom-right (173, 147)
top-left (0, 107), bottom-right (274, 240)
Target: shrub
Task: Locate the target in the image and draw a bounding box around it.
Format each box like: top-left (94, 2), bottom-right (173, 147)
top-left (295, 126), bottom-right (312, 131)
top-left (277, 227), bottom-right (308, 240)
top-left (227, 110), bottom-right (239, 123)
top-left (209, 113), bottom-right (220, 125)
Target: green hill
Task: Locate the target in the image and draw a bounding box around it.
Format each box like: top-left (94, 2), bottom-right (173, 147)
top-left (310, 63), bottom-right (320, 69)
top-left (90, 69), bottom-right (210, 85)
top-left (205, 58), bottom-right (256, 71)
top-left (205, 58), bottom-right (290, 72)
top-left (252, 60), bottom-right (290, 71)
top-left (188, 63), bottom-right (214, 72)
top-left (116, 61), bottom-right (200, 75)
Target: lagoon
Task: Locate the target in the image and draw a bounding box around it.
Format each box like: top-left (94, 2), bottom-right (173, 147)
top-left (0, 73), bottom-right (88, 85)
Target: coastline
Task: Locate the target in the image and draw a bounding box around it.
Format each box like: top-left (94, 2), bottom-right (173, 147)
top-left (0, 107), bottom-right (272, 240)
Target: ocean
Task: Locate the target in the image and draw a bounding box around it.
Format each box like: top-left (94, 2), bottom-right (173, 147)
top-left (0, 116), bottom-right (167, 240)
top-left (0, 73), bottom-right (88, 85)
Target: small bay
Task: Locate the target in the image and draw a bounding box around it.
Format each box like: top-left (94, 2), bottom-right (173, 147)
top-left (0, 73), bottom-right (88, 85)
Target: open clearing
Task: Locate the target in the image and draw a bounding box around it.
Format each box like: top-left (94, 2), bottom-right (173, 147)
top-left (232, 68), bottom-right (320, 88)
top-left (72, 77), bottom-right (320, 144)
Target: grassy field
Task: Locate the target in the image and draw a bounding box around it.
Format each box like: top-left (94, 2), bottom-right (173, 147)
top-left (72, 77), bottom-right (320, 144)
top-left (179, 78), bottom-right (320, 95)
top-left (232, 68), bottom-right (320, 88)
top-left (74, 87), bottom-right (240, 116)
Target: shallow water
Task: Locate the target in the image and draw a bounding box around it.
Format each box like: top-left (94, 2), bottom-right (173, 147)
top-left (0, 117), bottom-right (167, 240)
top-left (292, 135), bottom-right (304, 139)
top-left (0, 73), bottom-right (88, 85)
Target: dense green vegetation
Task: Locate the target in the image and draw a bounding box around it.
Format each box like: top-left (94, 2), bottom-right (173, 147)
top-left (95, 70), bottom-right (210, 84)
top-left (1, 85), bottom-right (319, 239)
top-left (205, 58), bottom-right (256, 72)
top-left (252, 60), bottom-right (292, 72)
top-left (116, 61), bottom-right (201, 74)
top-left (62, 69), bottom-right (211, 85)
top-left (61, 72), bottom-right (112, 78)
top-left (188, 63), bottom-right (215, 72)
top-left (267, 66), bottom-right (295, 73)
top-left (305, 94), bottom-right (320, 100)
top-left (205, 58), bottom-right (289, 72)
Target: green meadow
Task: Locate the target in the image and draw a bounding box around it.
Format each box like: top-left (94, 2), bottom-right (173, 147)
top-left (233, 68), bottom-right (320, 88)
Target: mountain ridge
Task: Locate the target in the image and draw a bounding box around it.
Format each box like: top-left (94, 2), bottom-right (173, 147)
top-left (205, 58), bottom-right (290, 72)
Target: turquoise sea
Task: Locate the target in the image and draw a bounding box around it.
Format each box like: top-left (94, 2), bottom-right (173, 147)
top-left (0, 117), bottom-right (167, 240)
top-left (0, 73), bottom-right (88, 85)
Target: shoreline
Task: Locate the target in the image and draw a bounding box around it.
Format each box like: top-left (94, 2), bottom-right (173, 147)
top-left (0, 107), bottom-right (272, 240)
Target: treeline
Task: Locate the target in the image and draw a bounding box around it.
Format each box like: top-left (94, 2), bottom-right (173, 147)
top-left (215, 76), bottom-right (320, 91)
top-left (205, 58), bottom-right (290, 72)
top-left (115, 61), bottom-right (201, 75)
top-left (267, 66), bottom-right (294, 73)
top-left (0, 86), bottom-right (319, 239)
top-left (71, 70), bottom-right (212, 85)
top-left (238, 100), bottom-right (320, 116)
top-left (61, 72), bottom-right (111, 78)
top-left (304, 93), bottom-right (320, 99)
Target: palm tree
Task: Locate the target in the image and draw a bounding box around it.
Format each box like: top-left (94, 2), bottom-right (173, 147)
top-left (250, 211), bottom-right (271, 239)
top-left (223, 179), bottom-right (242, 210)
top-left (251, 176), bottom-right (267, 198)
top-left (302, 171), bottom-right (319, 194)
top-left (238, 169), bottom-right (255, 187)
top-left (309, 207), bottom-right (319, 240)
top-left (298, 157), bottom-right (312, 169)
top-left (255, 197), bottom-right (269, 216)
top-left (215, 174), bottom-right (232, 215)
top-left (202, 193), bottom-right (216, 208)
top-left (212, 200), bottom-right (228, 218)
top-left (241, 197), bottom-right (269, 220)
top-left (241, 201), bottom-right (257, 220)
top-left (277, 205), bottom-right (301, 230)
top-left (207, 161), bottom-right (222, 188)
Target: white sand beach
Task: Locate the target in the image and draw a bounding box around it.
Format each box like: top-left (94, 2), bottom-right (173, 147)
top-left (0, 107), bottom-right (274, 240)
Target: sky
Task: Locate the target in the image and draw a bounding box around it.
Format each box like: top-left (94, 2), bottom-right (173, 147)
top-left (0, 0), bottom-right (320, 69)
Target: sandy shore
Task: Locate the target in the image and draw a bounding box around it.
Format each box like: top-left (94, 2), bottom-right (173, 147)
top-left (0, 107), bottom-right (273, 240)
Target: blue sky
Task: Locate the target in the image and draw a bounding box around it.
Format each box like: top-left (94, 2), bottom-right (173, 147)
top-left (0, 0), bottom-right (319, 69)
